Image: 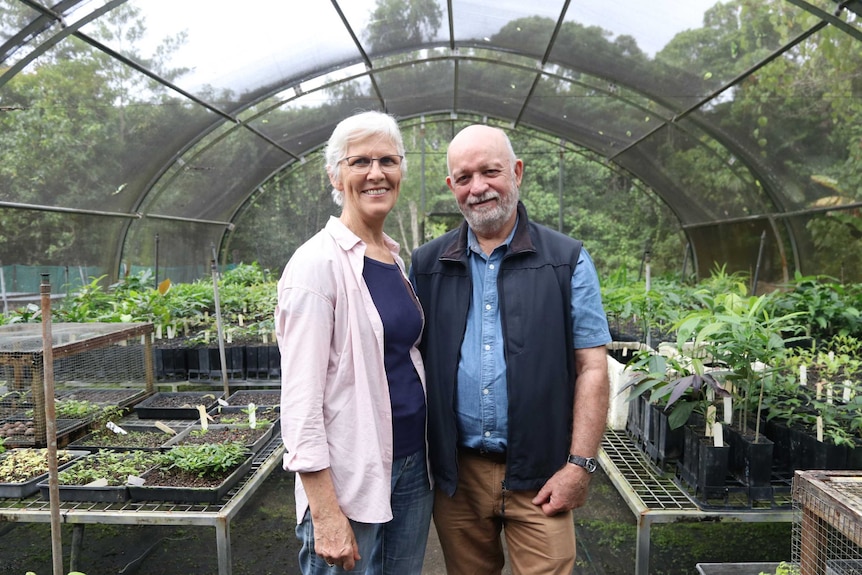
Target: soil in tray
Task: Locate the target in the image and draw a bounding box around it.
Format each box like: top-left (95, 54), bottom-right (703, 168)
top-left (70, 426), bottom-right (181, 450)
top-left (226, 390), bottom-right (280, 406)
top-left (138, 465), bottom-right (242, 488)
top-left (171, 425), bottom-right (271, 447)
top-left (139, 392), bottom-right (222, 408)
top-left (208, 405), bottom-right (279, 425)
top-left (55, 388), bottom-right (145, 406)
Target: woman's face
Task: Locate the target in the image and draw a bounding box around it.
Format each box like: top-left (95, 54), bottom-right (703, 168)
top-left (331, 134), bottom-right (402, 222)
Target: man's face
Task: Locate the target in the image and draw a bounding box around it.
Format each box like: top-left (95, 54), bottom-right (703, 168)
top-left (446, 128), bottom-right (523, 237)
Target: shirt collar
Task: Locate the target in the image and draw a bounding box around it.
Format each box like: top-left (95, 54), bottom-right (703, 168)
top-left (466, 214), bottom-right (520, 257)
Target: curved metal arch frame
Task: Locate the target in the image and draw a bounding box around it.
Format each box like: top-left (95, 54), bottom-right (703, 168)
top-left (1, 0), bottom-right (859, 282)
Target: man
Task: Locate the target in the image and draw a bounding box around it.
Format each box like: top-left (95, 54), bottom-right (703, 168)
top-left (410, 124), bottom-right (611, 575)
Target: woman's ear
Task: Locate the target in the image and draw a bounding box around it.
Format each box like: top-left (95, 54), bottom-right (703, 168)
top-left (327, 166), bottom-right (343, 191)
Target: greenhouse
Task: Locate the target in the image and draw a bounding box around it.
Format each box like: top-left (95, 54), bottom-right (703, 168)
top-left (2, 1), bottom-right (862, 574)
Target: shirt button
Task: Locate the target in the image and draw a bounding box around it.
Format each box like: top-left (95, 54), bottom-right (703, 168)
top-left (483, 389), bottom-right (490, 395)
top-left (484, 431), bottom-right (491, 437)
top-left (484, 344), bottom-right (491, 351)
top-left (485, 304), bottom-right (491, 310)
top-left (489, 264), bottom-right (495, 270)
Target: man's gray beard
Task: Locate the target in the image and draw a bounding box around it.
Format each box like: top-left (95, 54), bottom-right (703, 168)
top-left (461, 189), bottom-right (519, 236)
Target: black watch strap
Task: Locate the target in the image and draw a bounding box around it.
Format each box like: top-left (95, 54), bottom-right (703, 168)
top-left (567, 453), bottom-right (597, 473)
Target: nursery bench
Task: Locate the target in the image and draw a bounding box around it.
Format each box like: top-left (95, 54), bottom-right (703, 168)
top-left (599, 429), bottom-right (796, 575)
top-left (0, 431), bottom-right (284, 575)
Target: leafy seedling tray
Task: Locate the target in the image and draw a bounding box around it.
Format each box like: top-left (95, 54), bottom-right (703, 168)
top-left (0, 449), bottom-right (88, 499)
top-left (128, 454), bottom-right (254, 504)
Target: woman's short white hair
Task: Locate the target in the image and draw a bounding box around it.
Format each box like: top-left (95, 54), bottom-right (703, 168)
top-left (324, 110), bottom-right (407, 206)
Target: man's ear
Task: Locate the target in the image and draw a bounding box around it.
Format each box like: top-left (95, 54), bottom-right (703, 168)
top-left (446, 176), bottom-right (455, 192)
top-left (513, 159), bottom-right (524, 186)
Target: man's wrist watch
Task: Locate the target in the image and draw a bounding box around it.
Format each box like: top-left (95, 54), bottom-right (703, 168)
top-left (567, 454), bottom-right (598, 473)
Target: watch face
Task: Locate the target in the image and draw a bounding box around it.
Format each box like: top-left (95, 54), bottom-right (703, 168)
top-left (585, 458), bottom-right (597, 473)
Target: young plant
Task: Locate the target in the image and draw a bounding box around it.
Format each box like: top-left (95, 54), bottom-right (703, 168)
top-left (675, 290), bottom-right (803, 440)
top-left (623, 349), bottom-right (730, 431)
top-left (162, 442), bottom-right (248, 478)
top-left (58, 450), bottom-right (162, 486)
top-left (0, 448), bottom-right (77, 482)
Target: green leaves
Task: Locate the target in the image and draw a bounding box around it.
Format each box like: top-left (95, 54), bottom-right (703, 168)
top-left (162, 442), bottom-right (248, 478)
top-left (58, 450), bottom-right (162, 486)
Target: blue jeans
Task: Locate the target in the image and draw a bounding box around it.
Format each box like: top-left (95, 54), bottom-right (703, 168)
top-left (296, 450), bottom-right (433, 575)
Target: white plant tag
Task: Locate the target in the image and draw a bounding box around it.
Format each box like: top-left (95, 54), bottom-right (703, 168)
top-left (799, 364), bottom-right (807, 386)
top-left (85, 478), bottom-right (109, 487)
top-left (816, 416), bottom-right (824, 443)
top-left (723, 396), bottom-right (733, 425)
top-left (248, 403), bottom-right (257, 429)
top-left (218, 398), bottom-right (229, 407)
top-left (712, 422), bottom-right (724, 448)
top-left (844, 380), bottom-right (853, 403)
top-left (154, 421), bottom-right (176, 435)
top-left (127, 475), bottom-right (146, 487)
top-left (106, 421), bottom-right (127, 435)
top-left (197, 405), bottom-right (209, 430)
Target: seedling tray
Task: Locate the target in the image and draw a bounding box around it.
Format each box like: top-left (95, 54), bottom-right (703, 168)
top-left (0, 449), bottom-right (88, 499)
top-left (133, 391), bottom-right (224, 420)
top-left (128, 454), bottom-right (254, 504)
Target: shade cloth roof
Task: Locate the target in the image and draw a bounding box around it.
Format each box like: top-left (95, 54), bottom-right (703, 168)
top-left (1, 0), bottom-right (861, 287)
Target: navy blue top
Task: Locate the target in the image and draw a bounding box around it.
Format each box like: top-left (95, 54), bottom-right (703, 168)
top-left (363, 257), bottom-right (426, 458)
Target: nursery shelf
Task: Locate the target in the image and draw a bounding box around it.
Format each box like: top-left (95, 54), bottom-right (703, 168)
top-left (600, 429), bottom-right (797, 575)
top-left (0, 433), bottom-right (285, 575)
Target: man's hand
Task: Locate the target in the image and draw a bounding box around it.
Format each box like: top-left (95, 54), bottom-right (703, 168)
top-left (531, 463), bottom-right (592, 516)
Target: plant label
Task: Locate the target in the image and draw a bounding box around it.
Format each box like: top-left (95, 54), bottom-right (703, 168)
top-left (106, 421), bottom-right (128, 435)
top-left (197, 405), bottom-right (209, 430)
top-left (154, 421), bottom-right (176, 435)
top-left (712, 422), bottom-right (724, 448)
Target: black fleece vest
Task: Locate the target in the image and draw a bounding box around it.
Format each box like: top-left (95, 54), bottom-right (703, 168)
top-left (411, 203), bottom-right (582, 495)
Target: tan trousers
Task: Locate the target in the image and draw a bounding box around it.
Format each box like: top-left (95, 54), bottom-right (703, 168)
top-left (433, 450), bottom-right (576, 575)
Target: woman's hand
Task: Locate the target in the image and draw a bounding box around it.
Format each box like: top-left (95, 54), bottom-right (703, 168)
top-left (300, 468), bottom-right (362, 569)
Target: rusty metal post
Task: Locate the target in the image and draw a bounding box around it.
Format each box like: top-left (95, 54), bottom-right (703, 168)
top-left (40, 273), bottom-right (63, 575)
top-left (211, 246), bottom-right (230, 397)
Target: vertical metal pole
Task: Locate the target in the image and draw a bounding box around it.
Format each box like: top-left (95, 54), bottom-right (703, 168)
top-left (40, 273), bottom-right (63, 575)
top-left (154, 233), bottom-right (160, 290)
top-left (211, 245), bottom-right (229, 396)
top-left (644, 250), bottom-right (652, 351)
top-left (420, 119), bottom-right (426, 243)
top-left (751, 230), bottom-right (767, 296)
top-left (680, 242), bottom-right (690, 284)
top-left (558, 140), bottom-right (564, 233)
top-left (0, 262), bottom-right (7, 316)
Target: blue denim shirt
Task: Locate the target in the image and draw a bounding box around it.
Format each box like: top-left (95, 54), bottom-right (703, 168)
top-left (457, 221), bottom-right (610, 453)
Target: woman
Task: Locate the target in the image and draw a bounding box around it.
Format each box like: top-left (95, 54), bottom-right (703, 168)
top-left (275, 110), bottom-right (432, 574)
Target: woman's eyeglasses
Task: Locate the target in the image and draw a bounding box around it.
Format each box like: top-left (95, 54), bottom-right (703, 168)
top-left (340, 155), bottom-right (403, 173)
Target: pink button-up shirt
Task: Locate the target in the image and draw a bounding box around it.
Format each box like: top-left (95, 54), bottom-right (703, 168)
top-left (275, 217), bottom-right (427, 524)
